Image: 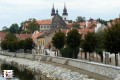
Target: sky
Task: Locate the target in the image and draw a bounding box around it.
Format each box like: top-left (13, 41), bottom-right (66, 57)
top-left (0, 0), bottom-right (120, 30)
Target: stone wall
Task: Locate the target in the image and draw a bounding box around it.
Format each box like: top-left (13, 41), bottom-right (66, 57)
top-left (0, 51), bottom-right (120, 79)
top-left (68, 59), bottom-right (120, 79)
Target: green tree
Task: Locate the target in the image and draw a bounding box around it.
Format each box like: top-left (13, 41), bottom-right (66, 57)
top-left (25, 38), bottom-right (34, 50)
top-left (76, 16), bottom-right (86, 22)
top-left (25, 18), bottom-right (39, 33)
top-left (52, 30), bottom-right (66, 50)
top-left (66, 29), bottom-right (81, 58)
top-left (81, 32), bottom-right (96, 61)
top-left (18, 40), bottom-right (25, 49)
top-left (103, 23), bottom-right (120, 66)
top-left (5, 33), bottom-right (17, 41)
top-left (95, 31), bottom-right (104, 62)
top-left (1, 33), bottom-right (18, 52)
top-left (9, 23), bottom-right (19, 34)
top-left (1, 41), bottom-right (8, 50)
top-left (2, 26), bottom-right (9, 32)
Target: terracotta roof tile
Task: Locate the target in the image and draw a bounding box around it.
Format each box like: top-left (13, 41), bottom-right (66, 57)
top-left (32, 31), bottom-right (44, 40)
top-left (78, 29), bottom-right (94, 35)
top-left (0, 32), bottom-right (7, 41)
top-left (16, 34), bottom-right (32, 40)
top-left (67, 23), bottom-right (73, 28)
top-left (37, 20), bottom-right (52, 25)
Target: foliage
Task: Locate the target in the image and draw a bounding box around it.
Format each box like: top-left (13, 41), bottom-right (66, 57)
top-left (1, 41), bottom-right (8, 50)
top-left (2, 26), bottom-right (9, 32)
top-left (66, 29), bottom-right (81, 49)
top-left (68, 20), bottom-right (73, 23)
top-left (21, 29), bottom-right (31, 34)
top-left (9, 23), bottom-right (19, 34)
top-left (95, 31), bottom-right (105, 62)
top-left (25, 18), bottom-right (39, 33)
top-left (52, 30), bottom-right (66, 50)
top-left (1, 33), bottom-right (34, 52)
top-left (103, 23), bottom-right (120, 66)
top-left (25, 38), bottom-right (34, 50)
top-left (76, 16), bottom-right (86, 22)
top-left (66, 29), bottom-right (81, 58)
top-left (5, 33), bottom-right (17, 41)
top-left (97, 18), bottom-right (108, 26)
top-left (81, 32), bottom-right (96, 60)
top-left (60, 47), bottom-right (79, 58)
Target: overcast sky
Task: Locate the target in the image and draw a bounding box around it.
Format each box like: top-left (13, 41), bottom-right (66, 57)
top-left (0, 0), bottom-right (120, 30)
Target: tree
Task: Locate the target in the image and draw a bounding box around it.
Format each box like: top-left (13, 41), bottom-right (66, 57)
top-left (97, 18), bottom-right (107, 26)
top-left (18, 40), bottom-right (25, 49)
top-left (25, 18), bottom-right (39, 33)
top-left (9, 23), bottom-right (19, 34)
top-left (76, 16), bottom-right (86, 22)
top-left (5, 33), bottom-right (17, 41)
top-left (25, 38), bottom-right (34, 50)
top-left (2, 26), bottom-right (9, 32)
top-left (66, 29), bottom-right (81, 58)
top-left (95, 31), bottom-right (104, 62)
top-left (52, 30), bottom-right (66, 50)
top-left (81, 32), bottom-right (96, 61)
top-left (1, 33), bottom-right (18, 52)
top-left (1, 41), bottom-right (8, 50)
top-left (103, 23), bottom-right (120, 66)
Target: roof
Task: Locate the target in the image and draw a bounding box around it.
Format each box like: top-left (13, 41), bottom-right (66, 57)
top-left (0, 32), bottom-right (7, 41)
top-left (16, 34), bottom-right (32, 40)
top-left (62, 28), bottom-right (94, 35)
top-left (78, 29), bottom-right (94, 35)
top-left (37, 20), bottom-right (52, 25)
top-left (32, 31), bottom-right (44, 40)
top-left (85, 23), bottom-right (96, 29)
top-left (67, 23), bottom-right (73, 28)
top-left (79, 22), bottom-right (86, 27)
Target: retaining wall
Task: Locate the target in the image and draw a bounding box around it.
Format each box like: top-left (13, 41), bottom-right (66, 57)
top-left (0, 51), bottom-right (120, 79)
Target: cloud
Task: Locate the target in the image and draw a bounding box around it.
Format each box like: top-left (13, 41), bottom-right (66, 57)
top-left (0, 0), bottom-right (120, 30)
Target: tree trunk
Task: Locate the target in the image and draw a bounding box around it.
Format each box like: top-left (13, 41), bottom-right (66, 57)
top-left (85, 52), bottom-right (87, 59)
top-left (89, 52), bottom-right (91, 61)
top-left (96, 53), bottom-right (98, 62)
top-left (101, 53), bottom-right (103, 62)
top-left (115, 53), bottom-right (118, 66)
top-left (81, 51), bottom-right (82, 59)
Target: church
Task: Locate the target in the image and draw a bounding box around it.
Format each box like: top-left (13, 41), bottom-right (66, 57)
top-left (38, 4), bottom-right (69, 31)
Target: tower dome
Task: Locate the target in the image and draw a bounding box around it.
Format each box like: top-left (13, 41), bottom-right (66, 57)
top-left (62, 4), bottom-right (68, 15)
top-left (62, 3), bottom-right (68, 22)
top-left (51, 4), bottom-right (55, 16)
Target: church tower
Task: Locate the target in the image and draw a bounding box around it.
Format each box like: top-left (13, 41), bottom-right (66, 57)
top-left (62, 4), bottom-right (68, 21)
top-left (51, 4), bottom-right (55, 19)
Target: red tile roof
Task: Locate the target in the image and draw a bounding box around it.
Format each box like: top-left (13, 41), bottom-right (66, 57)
top-left (16, 34), bottom-right (32, 40)
top-left (78, 29), bottom-right (94, 35)
top-left (37, 20), bottom-right (52, 25)
top-left (0, 32), bottom-right (7, 41)
top-left (79, 22), bottom-right (86, 27)
top-left (67, 23), bottom-right (73, 28)
top-left (85, 23), bottom-right (96, 29)
top-left (62, 28), bottom-right (94, 35)
top-left (32, 31), bottom-right (44, 40)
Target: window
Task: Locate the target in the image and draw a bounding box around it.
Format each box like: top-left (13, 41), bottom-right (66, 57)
top-left (44, 26), bottom-right (46, 28)
top-left (41, 26), bottom-right (43, 28)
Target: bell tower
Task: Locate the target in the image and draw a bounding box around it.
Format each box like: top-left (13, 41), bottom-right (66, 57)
top-left (62, 4), bottom-right (68, 21)
top-left (51, 4), bottom-right (55, 19)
